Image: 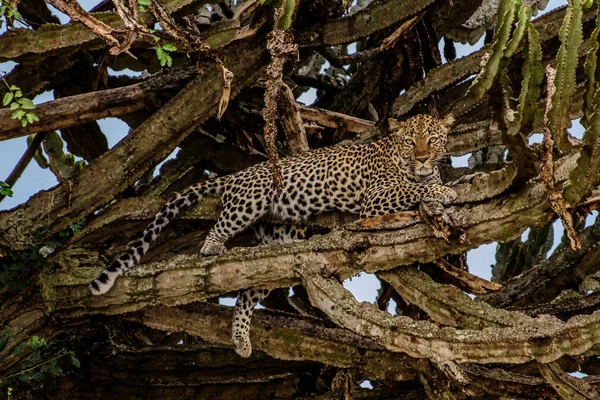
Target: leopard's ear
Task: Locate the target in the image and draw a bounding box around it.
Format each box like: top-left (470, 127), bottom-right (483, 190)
top-left (388, 118), bottom-right (404, 132)
top-left (440, 113), bottom-right (455, 128)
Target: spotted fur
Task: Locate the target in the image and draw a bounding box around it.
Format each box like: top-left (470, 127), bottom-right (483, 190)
top-left (89, 113), bottom-right (456, 297)
top-left (231, 224), bottom-right (307, 357)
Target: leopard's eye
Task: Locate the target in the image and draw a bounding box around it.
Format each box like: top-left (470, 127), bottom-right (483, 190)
top-left (404, 138), bottom-right (414, 146)
top-left (429, 137), bottom-right (439, 144)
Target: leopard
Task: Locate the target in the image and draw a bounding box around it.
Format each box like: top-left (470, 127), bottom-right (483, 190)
top-left (89, 113), bottom-right (457, 355)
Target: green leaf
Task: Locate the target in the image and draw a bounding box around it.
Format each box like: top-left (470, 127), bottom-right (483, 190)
top-left (28, 350), bottom-right (42, 362)
top-left (162, 43), bottom-right (177, 52)
top-left (156, 47), bottom-right (165, 59)
top-left (9, 102), bottom-right (18, 110)
top-left (29, 113), bottom-right (39, 122)
top-left (70, 353), bottom-right (81, 368)
top-left (138, 0), bottom-right (152, 4)
top-left (8, 9), bottom-right (22, 21)
top-left (14, 90), bottom-right (22, 98)
top-left (48, 359), bottom-right (63, 376)
top-left (3, 92), bottom-right (13, 106)
top-left (21, 118), bottom-right (27, 127)
top-left (0, 335), bottom-right (8, 352)
top-left (17, 97), bottom-right (35, 109)
top-left (139, 5), bottom-right (147, 12)
top-left (166, 54), bottom-right (172, 67)
top-left (31, 371), bottom-right (45, 381)
top-left (11, 109), bottom-right (25, 119)
top-left (19, 373), bottom-right (30, 383)
top-left (0, 188), bottom-right (11, 196)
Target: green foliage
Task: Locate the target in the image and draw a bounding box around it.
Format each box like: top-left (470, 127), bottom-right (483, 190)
top-left (0, 334), bottom-right (81, 393)
top-left (0, 181), bottom-right (12, 197)
top-left (15, 336), bottom-right (47, 355)
top-left (562, 3), bottom-right (600, 205)
top-left (507, 18), bottom-right (543, 136)
top-left (2, 80), bottom-right (39, 127)
top-left (547, 0), bottom-right (585, 153)
top-left (153, 35), bottom-right (176, 67)
top-left (59, 218), bottom-right (85, 237)
top-left (0, 218), bottom-right (82, 293)
top-left (0, 0), bottom-right (23, 30)
top-left (493, 223), bottom-right (554, 282)
top-left (468, 0), bottom-right (520, 100)
top-left (0, 327), bottom-right (13, 352)
top-left (138, 0), bottom-right (151, 12)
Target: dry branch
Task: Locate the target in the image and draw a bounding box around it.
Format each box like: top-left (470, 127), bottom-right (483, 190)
top-left (127, 303), bottom-right (425, 381)
top-left (295, 0), bottom-right (435, 47)
top-left (0, 68), bottom-right (197, 141)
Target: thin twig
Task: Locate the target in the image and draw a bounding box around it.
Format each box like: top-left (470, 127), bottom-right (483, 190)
top-left (0, 132), bottom-right (46, 204)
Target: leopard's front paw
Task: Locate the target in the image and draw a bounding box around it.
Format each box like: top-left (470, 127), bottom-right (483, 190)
top-left (436, 186), bottom-right (457, 205)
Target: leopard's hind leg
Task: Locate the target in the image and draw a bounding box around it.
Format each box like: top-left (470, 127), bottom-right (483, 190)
top-left (201, 183), bottom-right (271, 255)
top-left (231, 224), bottom-right (307, 357)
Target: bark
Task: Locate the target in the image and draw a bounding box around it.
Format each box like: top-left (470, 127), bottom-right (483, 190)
top-left (2, 0), bottom-right (600, 398)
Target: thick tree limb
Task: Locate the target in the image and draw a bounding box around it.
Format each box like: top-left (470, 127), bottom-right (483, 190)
top-left (301, 270), bottom-right (600, 364)
top-left (39, 152), bottom-right (577, 313)
top-left (295, 0), bottom-right (436, 47)
top-left (0, 0), bottom-right (220, 62)
top-left (379, 267), bottom-right (520, 330)
top-left (0, 67), bottom-right (197, 141)
top-left (127, 303), bottom-right (426, 381)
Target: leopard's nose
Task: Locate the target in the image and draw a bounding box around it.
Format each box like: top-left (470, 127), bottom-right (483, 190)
top-left (416, 155), bottom-right (429, 163)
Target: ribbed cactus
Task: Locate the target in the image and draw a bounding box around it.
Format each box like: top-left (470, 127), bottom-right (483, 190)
top-left (467, 0), bottom-right (520, 100)
top-left (546, 0), bottom-right (585, 153)
top-left (492, 223), bottom-right (554, 283)
top-left (582, 5), bottom-right (600, 128)
top-left (260, 0), bottom-right (296, 31)
top-left (562, 4), bottom-right (600, 206)
top-left (277, 0), bottom-right (295, 30)
top-left (505, 5), bottom-right (531, 57)
top-left (507, 17), bottom-right (543, 136)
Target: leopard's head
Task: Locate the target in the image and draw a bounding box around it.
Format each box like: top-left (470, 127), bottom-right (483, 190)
top-left (389, 114), bottom-right (454, 177)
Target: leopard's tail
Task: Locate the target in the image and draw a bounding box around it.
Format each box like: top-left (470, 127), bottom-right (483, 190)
top-left (89, 177), bottom-right (227, 295)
